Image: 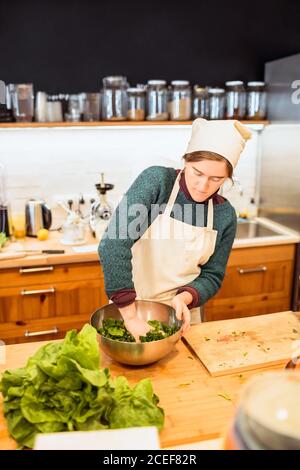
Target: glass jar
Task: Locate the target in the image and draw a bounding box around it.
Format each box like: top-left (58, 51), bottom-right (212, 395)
top-left (168, 80), bottom-right (191, 121)
top-left (81, 92), bottom-right (101, 121)
top-left (127, 88), bottom-right (146, 121)
top-left (146, 80), bottom-right (168, 121)
top-left (193, 85), bottom-right (209, 119)
top-left (208, 87), bottom-right (225, 119)
top-left (224, 372), bottom-right (300, 450)
top-left (225, 81), bottom-right (246, 119)
top-left (102, 76), bottom-right (128, 121)
top-left (246, 81), bottom-right (267, 120)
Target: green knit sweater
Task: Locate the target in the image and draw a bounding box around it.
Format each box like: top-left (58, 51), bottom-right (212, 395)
top-left (99, 166), bottom-right (237, 307)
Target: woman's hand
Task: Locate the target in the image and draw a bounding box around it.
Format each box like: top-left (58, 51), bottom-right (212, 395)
top-left (171, 292), bottom-right (192, 335)
top-left (118, 303), bottom-right (152, 342)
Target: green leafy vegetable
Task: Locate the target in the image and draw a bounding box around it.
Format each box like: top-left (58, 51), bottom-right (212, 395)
top-left (98, 318), bottom-right (179, 343)
top-left (0, 324), bottom-right (164, 448)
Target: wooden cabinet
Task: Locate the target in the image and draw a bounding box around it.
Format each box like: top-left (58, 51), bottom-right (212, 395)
top-left (204, 244), bottom-right (296, 321)
top-left (0, 261), bottom-right (108, 344)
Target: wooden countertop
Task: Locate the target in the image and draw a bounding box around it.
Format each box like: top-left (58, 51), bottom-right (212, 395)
top-left (0, 231), bottom-right (99, 269)
top-left (1, 217), bottom-right (299, 270)
top-left (0, 325), bottom-right (285, 450)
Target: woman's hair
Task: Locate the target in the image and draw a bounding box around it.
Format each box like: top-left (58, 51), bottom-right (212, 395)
top-left (183, 150), bottom-right (233, 181)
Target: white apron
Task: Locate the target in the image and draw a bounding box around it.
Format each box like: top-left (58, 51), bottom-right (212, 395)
top-left (131, 171), bottom-right (218, 323)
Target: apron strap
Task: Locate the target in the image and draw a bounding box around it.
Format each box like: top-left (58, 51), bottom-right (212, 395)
top-left (207, 199), bottom-right (214, 229)
top-left (164, 171), bottom-right (182, 217)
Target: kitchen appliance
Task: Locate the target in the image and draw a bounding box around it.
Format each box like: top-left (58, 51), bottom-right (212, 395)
top-left (258, 123), bottom-right (300, 311)
top-left (90, 300), bottom-right (182, 366)
top-left (89, 173), bottom-right (114, 239)
top-left (25, 199), bottom-right (52, 237)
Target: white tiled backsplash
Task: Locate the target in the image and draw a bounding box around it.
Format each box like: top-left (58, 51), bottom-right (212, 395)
top-left (0, 124), bottom-right (262, 228)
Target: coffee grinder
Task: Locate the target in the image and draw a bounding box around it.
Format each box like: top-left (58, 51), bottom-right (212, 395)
top-left (89, 173), bottom-right (114, 239)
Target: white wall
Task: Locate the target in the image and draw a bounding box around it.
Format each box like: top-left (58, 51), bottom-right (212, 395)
top-left (0, 124), bottom-right (262, 228)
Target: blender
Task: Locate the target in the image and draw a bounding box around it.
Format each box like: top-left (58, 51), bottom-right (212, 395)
top-left (89, 173), bottom-right (114, 239)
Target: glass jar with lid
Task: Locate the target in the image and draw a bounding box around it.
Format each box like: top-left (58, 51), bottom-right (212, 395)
top-left (101, 76), bottom-right (128, 121)
top-left (246, 81), bottom-right (267, 120)
top-left (146, 80), bottom-right (168, 121)
top-left (193, 85), bottom-right (209, 119)
top-left (225, 80), bottom-right (246, 119)
top-left (127, 88), bottom-right (146, 121)
top-left (168, 80), bottom-right (191, 121)
top-left (208, 87), bottom-right (225, 119)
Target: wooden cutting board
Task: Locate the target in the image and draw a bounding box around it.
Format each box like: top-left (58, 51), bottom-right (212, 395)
top-left (183, 311), bottom-right (300, 376)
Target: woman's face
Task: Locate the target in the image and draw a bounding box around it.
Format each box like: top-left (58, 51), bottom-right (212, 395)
top-left (184, 159), bottom-right (228, 202)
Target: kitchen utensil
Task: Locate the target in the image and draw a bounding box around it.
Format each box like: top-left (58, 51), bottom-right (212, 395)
top-left (183, 311), bottom-right (300, 376)
top-left (16, 249), bottom-right (65, 254)
top-left (0, 164), bottom-right (10, 237)
top-left (25, 199), bottom-right (52, 237)
top-left (89, 173), bottom-right (114, 238)
top-left (90, 300), bottom-right (182, 365)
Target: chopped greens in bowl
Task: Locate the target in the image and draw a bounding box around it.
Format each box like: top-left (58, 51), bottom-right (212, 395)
top-left (98, 318), bottom-right (180, 343)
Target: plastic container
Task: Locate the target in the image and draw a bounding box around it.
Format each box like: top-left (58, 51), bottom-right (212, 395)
top-left (146, 80), bottom-right (168, 121)
top-left (246, 81), bottom-right (267, 120)
top-left (168, 80), bottom-right (192, 121)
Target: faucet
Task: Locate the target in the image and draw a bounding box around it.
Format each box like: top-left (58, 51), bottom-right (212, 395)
top-left (232, 176), bottom-right (244, 197)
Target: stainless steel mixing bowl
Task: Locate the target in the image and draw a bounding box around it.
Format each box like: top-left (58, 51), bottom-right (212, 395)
top-left (90, 300), bottom-right (182, 365)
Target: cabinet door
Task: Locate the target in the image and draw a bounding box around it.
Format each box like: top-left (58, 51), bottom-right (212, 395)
top-left (205, 244), bottom-right (295, 321)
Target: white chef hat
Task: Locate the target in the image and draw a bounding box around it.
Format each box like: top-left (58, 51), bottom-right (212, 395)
top-left (185, 118), bottom-right (252, 169)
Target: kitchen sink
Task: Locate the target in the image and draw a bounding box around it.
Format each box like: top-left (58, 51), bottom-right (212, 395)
top-left (235, 220), bottom-right (283, 239)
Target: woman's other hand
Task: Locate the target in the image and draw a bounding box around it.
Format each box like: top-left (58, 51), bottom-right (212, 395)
top-left (172, 292), bottom-right (192, 335)
top-left (119, 303), bottom-right (152, 342)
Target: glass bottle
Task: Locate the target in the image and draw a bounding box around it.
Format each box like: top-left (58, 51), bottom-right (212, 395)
top-left (146, 80), bottom-right (168, 121)
top-left (102, 76), bottom-right (128, 121)
top-left (169, 80), bottom-right (192, 121)
top-left (193, 85), bottom-right (209, 119)
top-left (225, 81), bottom-right (246, 119)
top-left (127, 88), bottom-right (146, 121)
top-left (246, 81), bottom-right (267, 120)
top-left (208, 87), bottom-right (225, 119)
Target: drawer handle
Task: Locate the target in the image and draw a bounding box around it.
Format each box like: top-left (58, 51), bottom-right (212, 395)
top-left (237, 266), bottom-right (267, 274)
top-left (24, 327), bottom-right (59, 337)
top-left (21, 287), bottom-right (56, 296)
top-left (19, 266), bottom-right (54, 274)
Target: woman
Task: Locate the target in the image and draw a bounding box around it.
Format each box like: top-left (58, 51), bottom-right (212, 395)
top-left (99, 118), bottom-right (251, 341)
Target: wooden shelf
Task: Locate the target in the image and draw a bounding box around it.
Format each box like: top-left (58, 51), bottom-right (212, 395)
top-left (0, 120), bottom-right (269, 128)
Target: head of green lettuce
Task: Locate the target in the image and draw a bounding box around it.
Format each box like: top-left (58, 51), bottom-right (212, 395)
top-left (0, 324), bottom-right (164, 448)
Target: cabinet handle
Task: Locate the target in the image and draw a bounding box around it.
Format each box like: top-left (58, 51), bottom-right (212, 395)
top-left (24, 327), bottom-right (59, 337)
top-left (237, 266), bottom-right (267, 274)
top-left (21, 287), bottom-right (56, 296)
top-left (19, 266), bottom-right (54, 274)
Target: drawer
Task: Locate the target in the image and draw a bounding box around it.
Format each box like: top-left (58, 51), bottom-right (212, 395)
top-left (228, 244), bottom-right (295, 267)
top-left (0, 313), bottom-right (90, 344)
top-left (213, 259), bottom-right (294, 299)
top-left (0, 261), bottom-right (103, 288)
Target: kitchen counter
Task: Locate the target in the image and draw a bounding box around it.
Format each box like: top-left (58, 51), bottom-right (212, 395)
top-left (0, 313), bottom-right (289, 450)
top-left (1, 216), bottom-right (299, 270)
top-left (0, 230), bottom-right (100, 269)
